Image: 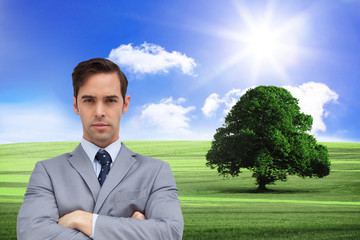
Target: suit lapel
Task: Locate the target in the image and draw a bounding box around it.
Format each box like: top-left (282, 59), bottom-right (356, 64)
top-left (68, 144), bottom-right (101, 203)
top-left (94, 143), bottom-right (137, 213)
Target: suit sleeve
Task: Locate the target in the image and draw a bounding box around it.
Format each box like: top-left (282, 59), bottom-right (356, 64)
top-left (94, 162), bottom-right (184, 240)
top-left (17, 161), bottom-right (91, 240)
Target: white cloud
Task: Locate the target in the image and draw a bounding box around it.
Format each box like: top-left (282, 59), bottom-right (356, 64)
top-left (108, 42), bottom-right (197, 76)
top-left (201, 93), bottom-right (221, 117)
top-left (124, 97), bottom-right (198, 140)
top-left (202, 88), bottom-right (248, 117)
top-left (284, 82), bottom-right (339, 134)
top-left (138, 97), bottom-right (195, 131)
top-left (0, 102), bottom-right (82, 144)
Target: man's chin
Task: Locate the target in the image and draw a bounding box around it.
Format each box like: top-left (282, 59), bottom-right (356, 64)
top-left (87, 134), bottom-right (114, 146)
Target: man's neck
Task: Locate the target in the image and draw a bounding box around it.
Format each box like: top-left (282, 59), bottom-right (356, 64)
top-left (81, 137), bottom-right (122, 166)
top-left (83, 137), bottom-right (119, 149)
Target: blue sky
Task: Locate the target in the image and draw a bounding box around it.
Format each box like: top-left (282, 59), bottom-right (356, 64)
top-left (1, 0), bottom-right (360, 143)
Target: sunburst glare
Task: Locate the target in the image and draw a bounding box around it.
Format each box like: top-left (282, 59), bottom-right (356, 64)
top-left (214, 2), bottom-right (308, 84)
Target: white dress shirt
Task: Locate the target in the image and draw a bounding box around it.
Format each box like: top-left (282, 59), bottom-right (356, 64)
top-left (80, 137), bottom-right (122, 239)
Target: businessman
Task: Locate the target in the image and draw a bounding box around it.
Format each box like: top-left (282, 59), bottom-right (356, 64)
top-left (17, 58), bottom-right (184, 239)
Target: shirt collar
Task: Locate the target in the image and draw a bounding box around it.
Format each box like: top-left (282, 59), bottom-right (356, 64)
top-left (81, 137), bottom-right (122, 163)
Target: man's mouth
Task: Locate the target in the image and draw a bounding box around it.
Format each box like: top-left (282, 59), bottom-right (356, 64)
top-left (92, 123), bottom-right (110, 130)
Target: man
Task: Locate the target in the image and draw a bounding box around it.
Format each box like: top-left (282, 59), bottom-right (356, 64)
top-left (17, 58), bottom-right (184, 239)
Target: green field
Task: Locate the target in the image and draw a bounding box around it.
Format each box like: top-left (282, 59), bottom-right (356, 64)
top-left (1, 141), bottom-right (360, 239)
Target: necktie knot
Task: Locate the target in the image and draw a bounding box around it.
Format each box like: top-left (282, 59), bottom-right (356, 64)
top-left (95, 150), bottom-right (112, 166)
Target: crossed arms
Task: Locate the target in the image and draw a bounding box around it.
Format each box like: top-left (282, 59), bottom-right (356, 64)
top-left (57, 209), bottom-right (145, 237)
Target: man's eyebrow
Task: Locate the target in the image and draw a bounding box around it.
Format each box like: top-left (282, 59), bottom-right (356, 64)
top-left (81, 95), bottom-right (96, 99)
top-left (105, 95), bottom-right (119, 99)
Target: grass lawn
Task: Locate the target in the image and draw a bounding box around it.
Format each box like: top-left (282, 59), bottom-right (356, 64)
top-left (0, 141), bottom-right (359, 239)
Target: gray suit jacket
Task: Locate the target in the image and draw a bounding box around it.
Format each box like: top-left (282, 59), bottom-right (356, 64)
top-left (17, 143), bottom-right (183, 239)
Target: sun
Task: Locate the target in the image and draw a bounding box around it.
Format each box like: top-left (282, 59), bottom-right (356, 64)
top-left (244, 24), bottom-right (280, 61)
top-left (215, 3), bottom-right (307, 82)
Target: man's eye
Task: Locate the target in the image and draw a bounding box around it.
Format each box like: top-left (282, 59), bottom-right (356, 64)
top-left (107, 99), bottom-right (117, 103)
top-left (84, 99), bottom-right (94, 103)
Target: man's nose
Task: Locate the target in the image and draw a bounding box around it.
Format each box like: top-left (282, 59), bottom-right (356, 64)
top-left (95, 103), bottom-right (105, 118)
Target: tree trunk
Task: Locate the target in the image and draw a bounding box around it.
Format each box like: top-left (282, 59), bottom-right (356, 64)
top-left (257, 179), bottom-right (268, 192)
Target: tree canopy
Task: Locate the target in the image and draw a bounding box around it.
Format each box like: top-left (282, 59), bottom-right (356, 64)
top-left (206, 86), bottom-right (331, 191)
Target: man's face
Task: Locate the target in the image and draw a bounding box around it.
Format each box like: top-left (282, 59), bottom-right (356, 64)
top-left (73, 72), bottom-right (130, 148)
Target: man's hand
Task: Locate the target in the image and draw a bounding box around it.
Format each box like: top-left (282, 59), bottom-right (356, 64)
top-left (58, 210), bottom-right (93, 236)
top-left (131, 211), bottom-right (146, 220)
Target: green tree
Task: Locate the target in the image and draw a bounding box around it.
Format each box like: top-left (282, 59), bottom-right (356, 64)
top-left (206, 86), bottom-right (331, 191)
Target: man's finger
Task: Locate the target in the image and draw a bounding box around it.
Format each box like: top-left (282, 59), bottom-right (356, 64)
top-left (131, 211), bottom-right (146, 220)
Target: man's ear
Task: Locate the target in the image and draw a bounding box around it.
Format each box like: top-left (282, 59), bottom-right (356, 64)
top-left (122, 95), bottom-right (130, 114)
top-left (73, 96), bottom-right (79, 115)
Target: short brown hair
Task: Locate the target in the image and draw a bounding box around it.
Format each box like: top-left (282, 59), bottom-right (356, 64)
top-left (72, 58), bottom-right (128, 101)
